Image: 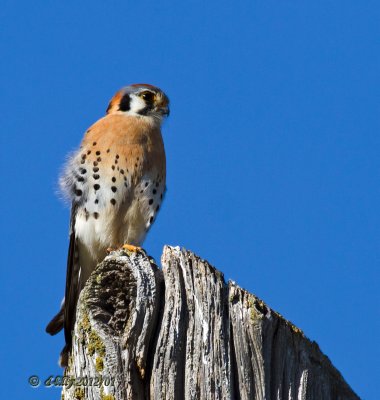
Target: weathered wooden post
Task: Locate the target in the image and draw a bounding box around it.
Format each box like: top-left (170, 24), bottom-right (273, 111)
top-left (61, 246), bottom-right (359, 400)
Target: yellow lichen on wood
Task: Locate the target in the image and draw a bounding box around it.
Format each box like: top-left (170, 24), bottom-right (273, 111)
top-left (247, 295), bottom-right (265, 321)
top-left (273, 309), bottom-right (305, 336)
top-left (74, 387), bottom-right (85, 400)
top-left (101, 395), bottom-right (115, 400)
top-left (100, 385), bottom-right (115, 400)
top-left (77, 307), bottom-right (106, 357)
top-left (87, 330), bottom-right (106, 357)
top-left (96, 356), bottom-right (104, 372)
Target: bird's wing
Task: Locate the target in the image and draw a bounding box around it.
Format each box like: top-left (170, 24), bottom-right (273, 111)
top-left (60, 204), bottom-right (81, 364)
top-left (45, 206), bottom-right (80, 361)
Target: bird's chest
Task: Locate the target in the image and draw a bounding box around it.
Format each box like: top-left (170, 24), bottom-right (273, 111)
top-left (70, 146), bottom-right (165, 251)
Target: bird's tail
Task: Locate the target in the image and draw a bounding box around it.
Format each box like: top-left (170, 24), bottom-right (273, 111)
top-left (45, 304), bottom-right (71, 367)
top-left (46, 303), bottom-right (65, 335)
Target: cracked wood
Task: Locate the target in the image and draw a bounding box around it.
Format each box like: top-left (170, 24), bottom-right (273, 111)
top-left (62, 246), bottom-right (359, 400)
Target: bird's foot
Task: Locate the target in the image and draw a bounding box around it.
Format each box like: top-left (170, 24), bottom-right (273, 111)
top-left (122, 244), bottom-right (142, 253)
top-left (106, 247), bottom-right (116, 254)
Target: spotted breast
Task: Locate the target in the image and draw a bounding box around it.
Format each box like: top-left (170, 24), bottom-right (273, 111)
top-left (64, 114), bottom-right (166, 282)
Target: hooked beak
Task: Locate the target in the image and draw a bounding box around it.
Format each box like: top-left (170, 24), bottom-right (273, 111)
top-left (155, 95), bottom-right (170, 116)
top-left (159, 106), bottom-right (170, 116)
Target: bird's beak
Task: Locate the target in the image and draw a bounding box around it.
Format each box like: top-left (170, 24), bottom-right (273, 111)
top-left (160, 106), bottom-right (170, 116)
top-left (155, 95), bottom-right (170, 116)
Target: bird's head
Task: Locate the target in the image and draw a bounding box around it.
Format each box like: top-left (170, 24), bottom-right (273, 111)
top-left (106, 84), bottom-right (170, 123)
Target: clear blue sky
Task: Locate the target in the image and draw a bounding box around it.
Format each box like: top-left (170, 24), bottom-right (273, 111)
top-left (1, 1), bottom-right (379, 398)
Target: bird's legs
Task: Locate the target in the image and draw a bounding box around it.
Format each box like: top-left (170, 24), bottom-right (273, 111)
top-left (106, 244), bottom-right (142, 253)
top-left (122, 244), bottom-right (142, 252)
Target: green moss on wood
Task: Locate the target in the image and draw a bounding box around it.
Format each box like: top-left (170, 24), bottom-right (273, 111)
top-left (96, 356), bottom-right (104, 372)
top-left (77, 308), bottom-right (106, 357)
top-left (74, 387), bottom-right (85, 399)
top-left (273, 309), bottom-right (304, 336)
top-left (101, 395), bottom-right (115, 400)
top-left (88, 330), bottom-right (106, 357)
top-left (100, 385), bottom-right (115, 400)
top-left (248, 296), bottom-right (264, 321)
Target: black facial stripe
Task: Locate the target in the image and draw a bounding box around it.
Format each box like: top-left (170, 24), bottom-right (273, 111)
top-left (119, 93), bottom-right (131, 112)
top-left (137, 91), bottom-right (156, 116)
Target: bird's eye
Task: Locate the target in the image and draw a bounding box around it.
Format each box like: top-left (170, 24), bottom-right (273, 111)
top-left (140, 91), bottom-right (155, 102)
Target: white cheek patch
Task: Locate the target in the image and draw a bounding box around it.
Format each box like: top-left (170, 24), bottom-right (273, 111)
top-left (129, 95), bottom-right (147, 115)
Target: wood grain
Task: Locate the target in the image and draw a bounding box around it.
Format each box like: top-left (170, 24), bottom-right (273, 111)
top-left (62, 246), bottom-right (359, 400)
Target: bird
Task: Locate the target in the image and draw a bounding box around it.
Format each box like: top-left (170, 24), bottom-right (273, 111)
top-left (46, 84), bottom-right (169, 366)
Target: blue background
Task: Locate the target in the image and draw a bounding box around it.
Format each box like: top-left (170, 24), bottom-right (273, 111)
top-left (1, 1), bottom-right (379, 398)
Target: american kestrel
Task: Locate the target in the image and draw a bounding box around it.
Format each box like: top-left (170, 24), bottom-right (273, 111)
top-left (46, 84), bottom-right (169, 366)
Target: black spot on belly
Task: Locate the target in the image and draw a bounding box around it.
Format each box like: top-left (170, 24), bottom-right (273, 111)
top-left (112, 177), bottom-right (116, 182)
top-left (145, 182), bottom-right (149, 187)
top-left (93, 167), bottom-right (99, 172)
top-left (97, 157), bottom-right (101, 162)
top-left (110, 198), bottom-right (116, 205)
top-left (75, 189), bottom-right (82, 196)
top-left (93, 161), bottom-right (98, 166)
top-left (87, 150), bottom-right (91, 155)
top-left (156, 205), bottom-right (160, 212)
top-left (95, 199), bottom-right (99, 204)
top-left (77, 176), bottom-right (85, 182)
top-left (149, 216), bottom-right (154, 224)
top-left (96, 151), bottom-right (101, 156)
top-left (111, 186), bottom-right (117, 192)
top-left (149, 199), bottom-right (153, 205)
top-left (153, 189), bottom-right (157, 195)
top-left (116, 154), bottom-right (119, 159)
top-left (120, 169), bottom-right (124, 174)
top-left (93, 174), bottom-right (100, 180)
top-left (93, 142), bottom-right (97, 146)
top-left (94, 212), bottom-right (99, 219)
top-left (80, 168), bottom-right (86, 174)
top-left (94, 184), bottom-right (100, 191)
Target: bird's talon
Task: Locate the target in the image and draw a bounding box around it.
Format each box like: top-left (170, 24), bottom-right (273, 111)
top-left (122, 244), bottom-right (142, 253)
